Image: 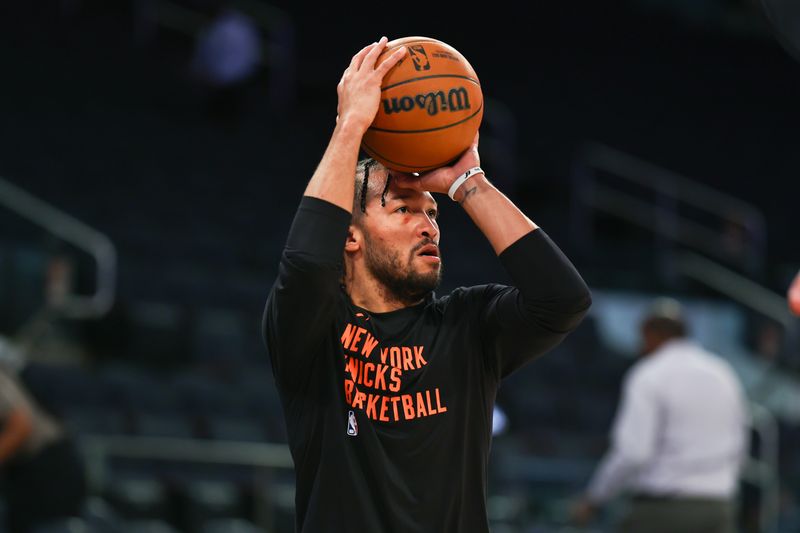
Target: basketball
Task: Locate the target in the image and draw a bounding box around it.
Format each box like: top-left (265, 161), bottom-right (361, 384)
top-left (361, 36), bottom-right (483, 173)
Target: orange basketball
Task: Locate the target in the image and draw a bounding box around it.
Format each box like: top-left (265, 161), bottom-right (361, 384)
top-left (361, 36), bottom-right (483, 173)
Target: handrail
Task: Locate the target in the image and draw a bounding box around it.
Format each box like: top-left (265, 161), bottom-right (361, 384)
top-left (0, 177), bottom-right (116, 319)
top-left (676, 251), bottom-right (793, 328)
top-left (79, 435), bottom-right (293, 490)
top-left (79, 435), bottom-right (294, 532)
top-left (571, 142), bottom-right (768, 277)
top-left (581, 143), bottom-right (766, 226)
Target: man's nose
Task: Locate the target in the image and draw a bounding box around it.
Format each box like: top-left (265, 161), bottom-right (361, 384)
top-left (417, 214), bottom-right (438, 240)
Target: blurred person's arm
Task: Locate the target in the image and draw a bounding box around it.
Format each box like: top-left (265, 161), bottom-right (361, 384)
top-left (0, 408), bottom-right (32, 464)
top-left (583, 367), bottom-right (659, 505)
top-left (262, 39), bottom-right (406, 389)
top-left (0, 371), bottom-right (34, 464)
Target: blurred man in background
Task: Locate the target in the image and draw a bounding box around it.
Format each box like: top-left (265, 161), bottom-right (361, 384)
top-left (572, 297), bottom-right (749, 533)
top-left (0, 337), bottom-right (87, 533)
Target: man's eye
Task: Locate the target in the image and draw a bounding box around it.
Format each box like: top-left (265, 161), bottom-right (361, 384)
top-left (396, 206), bottom-right (408, 213)
top-left (428, 210), bottom-right (438, 219)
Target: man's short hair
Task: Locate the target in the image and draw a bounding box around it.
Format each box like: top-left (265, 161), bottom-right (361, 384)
top-left (642, 297), bottom-right (688, 339)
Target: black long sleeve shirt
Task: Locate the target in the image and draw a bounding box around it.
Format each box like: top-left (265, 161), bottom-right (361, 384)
top-left (263, 196), bottom-right (591, 533)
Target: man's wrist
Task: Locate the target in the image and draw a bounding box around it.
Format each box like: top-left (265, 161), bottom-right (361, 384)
top-left (453, 171), bottom-right (488, 203)
top-left (334, 116), bottom-right (370, 139)
top-left (449, 167), bottom-right (485, 202)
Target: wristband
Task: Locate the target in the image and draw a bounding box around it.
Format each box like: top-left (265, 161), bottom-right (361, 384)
top-left (447, 166), bottom-right (484, 201)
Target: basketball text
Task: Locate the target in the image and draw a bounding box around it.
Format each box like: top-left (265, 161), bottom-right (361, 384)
top-left (382, 87), bottom-right (472, 117)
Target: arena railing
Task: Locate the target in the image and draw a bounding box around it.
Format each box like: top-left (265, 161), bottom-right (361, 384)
top-left (80, 435), bottom-right (293, 531)
top-left (676, 251), bottom-right (793, 328)
top-left (569, 141), bottom-right (768, 280)
top-left (0, 176), bottom-right (117, 320)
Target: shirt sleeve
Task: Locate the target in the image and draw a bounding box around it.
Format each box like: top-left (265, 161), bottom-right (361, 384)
top-left (586, 367), bottom-right (660, 503)
top-left (480, 229), bottom-right (592, 379)
top-left (262, 196), bottom-right (352, 389)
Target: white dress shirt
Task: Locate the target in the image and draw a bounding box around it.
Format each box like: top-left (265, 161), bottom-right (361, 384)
top-left (586, 338), bottom-right (749, 503)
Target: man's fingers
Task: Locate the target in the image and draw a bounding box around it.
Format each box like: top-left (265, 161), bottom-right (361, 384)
top-left (350, 41), bottom-right (377, 71)
top-left (361, 36), bottom-right (389, 71)
top-left (471, 131), bottom-right (480, 150)
top-left (391, 172), bottom-right (423, 191)
top-left (376, 46), bottom-right (407, 76)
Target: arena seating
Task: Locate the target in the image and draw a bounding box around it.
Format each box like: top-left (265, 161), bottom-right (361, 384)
top-left (2, 2), bottom-right (800, 532)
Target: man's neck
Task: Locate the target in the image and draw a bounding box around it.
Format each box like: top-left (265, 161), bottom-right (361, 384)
top-left (344, 272), bottom-right (422, 314)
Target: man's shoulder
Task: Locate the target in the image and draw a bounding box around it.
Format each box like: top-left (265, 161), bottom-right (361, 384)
top-left (625, 354), bottom-right (669, 388)
top-left (695, 347), bottom-right (743, 385)
top-left (433, 283), bottom-right (510, 308)
top-left (631, 341), bottom-right (742, 386)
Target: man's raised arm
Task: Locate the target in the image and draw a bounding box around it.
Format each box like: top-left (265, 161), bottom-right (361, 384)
top-left (262, 38), bottom-right (406, 388)
top-left (304, 37), bottom-right (405, 211)
top-left (395, 137), bottom-right (591, 377)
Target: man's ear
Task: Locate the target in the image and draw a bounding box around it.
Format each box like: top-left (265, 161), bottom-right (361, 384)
top-left (345, 224), bottom-right (361, 253)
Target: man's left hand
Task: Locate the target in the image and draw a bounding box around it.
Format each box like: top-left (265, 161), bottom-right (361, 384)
top-left (392, 132), bottom-right (480, 195)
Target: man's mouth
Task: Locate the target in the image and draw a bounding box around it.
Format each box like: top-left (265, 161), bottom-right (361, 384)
top-left (416, 244), bottom-right (439, 258)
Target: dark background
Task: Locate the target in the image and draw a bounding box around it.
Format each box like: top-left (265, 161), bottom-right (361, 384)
top-left (0, 1), bottom-right (799, 531)
top-left (1, 0), bottom-right (798, 407)
top-left (1, 1), bottom-right (798, 309)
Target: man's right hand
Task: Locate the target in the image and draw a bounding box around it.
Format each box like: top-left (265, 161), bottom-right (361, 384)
top-left (303, 38), bottom-right (405, 212)
top-left (335, 37), bottom-right (407, 135)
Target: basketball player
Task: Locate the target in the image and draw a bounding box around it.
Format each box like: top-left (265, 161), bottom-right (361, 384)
top-left (262, 37), bottom-right (592, 532)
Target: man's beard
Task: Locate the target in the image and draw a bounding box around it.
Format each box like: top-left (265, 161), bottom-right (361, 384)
top-left (362, 233), bottom-right (442, 306)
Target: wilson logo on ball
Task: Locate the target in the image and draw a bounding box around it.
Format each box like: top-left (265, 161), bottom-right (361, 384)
top-left (362, 36), bottom-right (483, 173)
top-left (381, 87), bottom-right (471, 116)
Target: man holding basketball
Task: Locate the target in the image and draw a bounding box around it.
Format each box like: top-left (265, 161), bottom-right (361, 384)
top-left (263, 37), bottom-right (591, 532)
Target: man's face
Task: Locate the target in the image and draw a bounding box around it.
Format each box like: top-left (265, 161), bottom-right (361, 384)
top-left (639, 323), bottom-right (668, 358)
top-left (639, 326), bottom-right (658, 357)
top-left (356, 173), bottom-right (442, 304)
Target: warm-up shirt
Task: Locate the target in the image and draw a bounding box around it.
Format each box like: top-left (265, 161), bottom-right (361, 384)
top-left (586, 339), bottom-right (749, 503)
top-left (263, 196), bottom-right (591, 533)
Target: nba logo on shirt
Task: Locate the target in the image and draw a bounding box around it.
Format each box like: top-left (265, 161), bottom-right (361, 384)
top-left (347, 411), bottom-right (358, 436)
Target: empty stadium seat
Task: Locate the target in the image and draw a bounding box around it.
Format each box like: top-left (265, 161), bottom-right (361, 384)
top-left (62, 407), bottom-right (128, 436)
top-left (118, 520), bottom-right (179, 533)
top-left (30, 518), bottom-right (92, 533)
top-left (182, 480), bottom-right (246, 532)
top-left (200, 518), bottom-right (266, 533)
top-left (104, 477), bottom-right (170, 522)
top-left (207, 416), bottom-right (267, 442)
